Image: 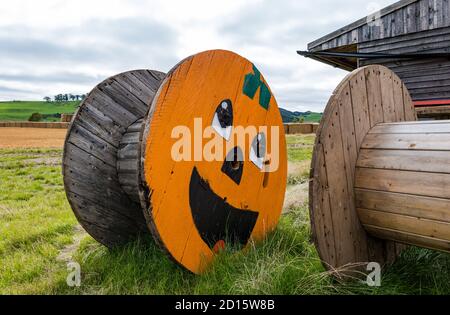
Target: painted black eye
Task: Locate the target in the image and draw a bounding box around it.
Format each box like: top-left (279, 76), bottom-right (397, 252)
top-left (250, 133), bottom-right (266, 170)
top-left (212, 99), bottom-right (233, 140)
top-left (221, 146), bottom-right (243, 185)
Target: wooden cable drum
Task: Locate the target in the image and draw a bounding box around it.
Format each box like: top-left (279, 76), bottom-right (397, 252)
top-left (63, 69), bottom-right (165, 247)
top-left (310, 64), bottom-right (450, 274)
top-left (62, 50), bottom-right (287, 274)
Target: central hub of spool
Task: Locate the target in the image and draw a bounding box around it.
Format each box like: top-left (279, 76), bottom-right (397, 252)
top-left (117, 119), bottom-right (143, 204)
top-left (355, 121), bottom-right (450, 252)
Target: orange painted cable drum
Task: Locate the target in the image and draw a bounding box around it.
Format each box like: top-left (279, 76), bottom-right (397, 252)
top-left (140, 50), bottom-right (287, 274)
top-left (62, 50), bottom-right (287, 274)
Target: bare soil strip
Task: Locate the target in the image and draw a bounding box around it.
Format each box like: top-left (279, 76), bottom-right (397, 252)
top-left (0, 127), bottom-right (66, 148)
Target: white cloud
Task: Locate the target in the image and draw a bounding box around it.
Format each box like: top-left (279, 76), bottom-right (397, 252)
top-left (0, 0), bottom-right (395, 111)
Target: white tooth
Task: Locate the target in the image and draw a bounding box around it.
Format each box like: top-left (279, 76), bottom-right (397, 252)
top-left (212, 113), bottom-right (232, 141)
top-left (250, 147), bottom-right (264, 170)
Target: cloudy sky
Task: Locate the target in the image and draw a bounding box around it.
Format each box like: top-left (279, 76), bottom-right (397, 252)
top-left (0, 0), bottom-right (395, 112)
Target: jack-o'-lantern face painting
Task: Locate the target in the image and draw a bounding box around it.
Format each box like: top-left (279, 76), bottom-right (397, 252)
top-left (142, 50), bottom-right (287, 274)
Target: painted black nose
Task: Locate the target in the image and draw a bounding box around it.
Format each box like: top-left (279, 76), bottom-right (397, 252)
top-left (221, 146), bottom-right (243, 185)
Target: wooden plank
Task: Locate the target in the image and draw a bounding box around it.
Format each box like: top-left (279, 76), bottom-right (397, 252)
top-left (75, 105), bottom-right (124, 147)
top-left (99, 79), bottom-right (149, 117)
top-left (380, 69), bottom-right (397, 122)
top-left (120, 132), bottom-right (140, 144)
top-left (420, 0), bottom-right (430, 31)
top-left (338, 83), bottom-right (369, 263)
top-left (416, 105), bottom-right (450, 115)
top-left (407, 80), bottom-right (450, 91)
top-left (132, 70), bottom-right (164, 91)
top-left (308, 0), bottom-right (418, 50)
top-left (117, 172), bottom-right (139, 186)
top-left (117, 143), bottom-right (140, 159)
top-left (117, 159), bottom-right (138, 173)
top-left (126, 119), bottom-right (143, 132)
top-left (349, 72), bottom-right (371, 148)
top-left (385, 58), bottom-right (450, 73)
top-left (67, 123), bottom-right (118, 167)
top-left (355, 189), bottom-right (450, 223)
top-left (444, 0), bottom-right (450, 26)
top-left (361, 132), bottom-right (450, 150)
top-left (85, 90), bottom-right (139, 127)
top-left (115, 72), bottom-right (157, 105)
top-left (397, 65), bottom-right (450, 78)
top-left (66, 191), bottom-right (138, 232)
top-left (365, 66), bottom-right (384, 126)
top-left (359, 30), bottom-right (450, 53)
top-left (357, 149), bottom-right (450, 173)
top-left (355, 168), bottom-right (450, 199)
top-left (412, 90), bottom-right (450, 100)
top-left (358, 208), bottom-right (450, 240)
top-left (64, 167), bottom-right (135, 213)
top-left (321, 102), bottom-right (358, 266)
top-left (309, 143), bottom-right (337, 267)
top-left (380, 119), bottom-right (447, 125)
top-left (119, 184), bottom-right (141, 203)
top-left (364, 225), bottom-right (450, 252)
top-left (369, 121), bottom-right (450, 133)
top-left (409, 84), bottom-right (450, 94)
top-left (401, 71), bottom-right (450, 84)
top-left (392, 76), bottom-right (406, 121)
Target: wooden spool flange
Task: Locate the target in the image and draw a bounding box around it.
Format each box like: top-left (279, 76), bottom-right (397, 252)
top-left (63, 50), bottom-right (287, 274)
top-left (310, 65), bottom-right (450, 273)
top-left (140, 50), bottom-right (287, 274)
top-left (63, 70), bottom-right (165, 247)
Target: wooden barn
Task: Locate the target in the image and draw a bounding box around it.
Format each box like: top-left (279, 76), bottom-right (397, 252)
top-left (301, 0), bottom-right (450, 119)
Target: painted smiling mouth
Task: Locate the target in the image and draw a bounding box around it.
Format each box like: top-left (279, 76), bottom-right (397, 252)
top-left (189, 167), bottom-right (259, 249)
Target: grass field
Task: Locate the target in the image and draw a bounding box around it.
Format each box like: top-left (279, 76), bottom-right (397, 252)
top-left (0, 101), bottom-right (80, 122)
top-left (0, 135), bottom-right (449, 294)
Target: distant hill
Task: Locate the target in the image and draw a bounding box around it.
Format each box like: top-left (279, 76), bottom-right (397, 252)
top-left (0, 101), bottom-right (322, 124)
top-left (279, 108), bottom-right (322, 123)
top-left (0, 101), bottom-right (80, 122)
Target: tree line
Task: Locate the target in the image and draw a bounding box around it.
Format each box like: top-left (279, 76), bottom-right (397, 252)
top-left (43, 94), bottom-right (86, 102)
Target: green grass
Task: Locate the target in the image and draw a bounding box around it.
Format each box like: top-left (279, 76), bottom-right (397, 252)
top-left (0, 138), bottom-right (449, 294)
top-left (286, 134), bottom-right (315, 162)
top-left (0, 101), bottom-right (79, 122)
top-left (301, 112), bottom-right (322, 123)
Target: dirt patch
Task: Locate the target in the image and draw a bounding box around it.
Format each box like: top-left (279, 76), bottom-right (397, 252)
top-left (57, 225), bottom-right (87, 262)
top-left (0, 127), bottom-right (66, 148)
top-left (283, 160), bottom-right (311, 213)
top-left (288, 160), bottom-right (310, 176)
top-left (283, 182), bottom-right (309, 213)
top-left (23, 157), bottom-right (62, 166)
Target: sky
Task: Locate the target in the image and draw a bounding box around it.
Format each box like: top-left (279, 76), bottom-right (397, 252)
top-left (0, 0), bottom-right (395, 112)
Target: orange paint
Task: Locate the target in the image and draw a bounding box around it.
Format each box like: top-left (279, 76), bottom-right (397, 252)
top-left (142, 50), bottom-right (287, 274)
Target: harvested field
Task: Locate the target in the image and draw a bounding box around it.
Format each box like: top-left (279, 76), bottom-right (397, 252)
top-left (0, 128), bottom-right (66, 148)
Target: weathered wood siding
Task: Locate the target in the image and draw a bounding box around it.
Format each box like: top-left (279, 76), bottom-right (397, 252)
top-left (358, 26), bottom-right (450, 100)
top-left (309, 0), bottom-right (450, 51)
